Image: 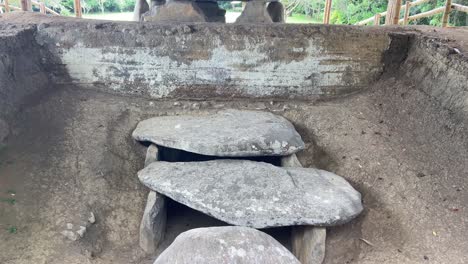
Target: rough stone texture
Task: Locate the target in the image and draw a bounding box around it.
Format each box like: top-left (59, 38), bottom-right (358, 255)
top-left (267, 1), bottom-right (285, 23)
top-left (154, 226), bottom-right (300, 264)
top-left (0, 13), bottom-right (407, 100)
top-left (236, 1), bottom-right (272, 23)
top-left (140, 191), bottom-right (167, 253)
top-left (132, 109), bottom-right (305, 157)
top-left (143, 0), bottom-right (207, 22)
top-left (0, 119), bottom-right (9, 143)
top-left (194, 1), bottom-right (226, 23)
top-left (292, 226), bottom-right (326, 264)
top-left (138, 159), bottom-right (363, 228)
top-left (133, 0), bottom-right (149, 21)
top-left (282, 154), bottom-right (326, 264)
top-left (140, 144), bottom-right (167, 253)
top-left (144, 144), bottom-right (160, 167)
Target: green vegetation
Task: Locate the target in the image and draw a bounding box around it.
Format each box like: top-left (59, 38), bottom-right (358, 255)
top-left (287, 13), bottom-right (320, 23)
top-left (5, 0), bottom-right (467, 26)
top-left (0, 198), bottom-right (16, 205)
top-left (284, 0), bottom-right (467, 26)
top-left (7, 226), bottom-right (17, 234)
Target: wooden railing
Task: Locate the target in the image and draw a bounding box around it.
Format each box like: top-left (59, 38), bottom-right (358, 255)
top-left (0, 0), bottom-right (60, 15)
top-left (356, 0), bottom-right (468, 27)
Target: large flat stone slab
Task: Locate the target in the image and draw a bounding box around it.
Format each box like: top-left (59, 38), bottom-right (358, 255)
top-left (138, 160), bottom-right (363, 228)
top-left (154, 226), bottom-right (300, 264)
top-left (132, 110), bottom-right (304, 157)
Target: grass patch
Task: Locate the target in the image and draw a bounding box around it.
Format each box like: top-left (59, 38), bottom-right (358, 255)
top-left (7, 226), bottom-right (17, 234)
top-left (286, 13), bottom-right (320, 24)
top-left (0, 198), bottom-right (16, 205)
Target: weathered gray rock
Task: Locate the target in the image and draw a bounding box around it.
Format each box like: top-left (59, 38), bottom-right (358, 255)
top-left (143, 0), bottom-right (207, 22)
top-left (144, 144), bottom-right (160, 167)
top-left (236, 1), bottom-right (272, 23)
top-left (132, 110), bottom-right (304, 157)
top-left (154, 226), bottom-right (300, 264)
top-left (0, 118), bottom-right (9, 143)
top-left (194, 0), bottom-right (226, 22)
top-left (138, 160), bottom-right (363, 228)
top-left (267, 1), bottom-right (285, 23)
top-left (140, 144), bottom-right (167, 253)
top-left (292, 226), bottom-right (326, 264)
top-left (140, 191), bottom-right (166, 253)
top-left (133, 0), bottom-right (149, 21)
top-left (282, 154), bottom-right (326, 264)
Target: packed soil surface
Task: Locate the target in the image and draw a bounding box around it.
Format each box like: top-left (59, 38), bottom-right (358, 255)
top-left (1, 73), bottom-right (467, 264)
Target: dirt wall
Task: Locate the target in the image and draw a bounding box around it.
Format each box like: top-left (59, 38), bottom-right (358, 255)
top-left (402, 32), bottom-right (468, 122)
top-left (0, 24), bottom-right (51, 133)
top-left (2, 13), bottom-right (411, 100)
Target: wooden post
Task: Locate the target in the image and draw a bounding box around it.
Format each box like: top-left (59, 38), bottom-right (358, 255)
top-left (20, 0), bottom-right (31, 11)
top-left (39, 1), bottom-right (45, 13)
top-left (403, 1), bottom-right (411, 25)
top-left (441, 0), bottom-right (452, 27)
top-left (323, 0), bottom-right (332, 24)
top-left (374, 13), bottom-right (381, 25)
top-left (385, 0), bottom-right (402, 25)
top-left (74, 0), bottom-right (82, 18)
top-left (4, 0), bottom-right (10, 12)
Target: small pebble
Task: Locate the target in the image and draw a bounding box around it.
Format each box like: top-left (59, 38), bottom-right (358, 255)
top-left (66, 223), bottom-right (73, 230)
top-left (61, 230), bottom-right (78, 241)
top-left (88, 212), bottom-right (96, 224)
top-left (77, 226), bottom-right (87, 238)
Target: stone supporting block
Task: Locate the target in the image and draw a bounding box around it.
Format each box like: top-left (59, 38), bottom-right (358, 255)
top-left (133, 0), bottom-right (149, 21)
top-left (267, 1), bottom-right (285, 23)
top-left (140, 190), bottom-right (167, 254)
top-left (143, 0), bottom-right (207, 23)
top-left (281, 154), bottom-right (327, 264)
top-left (291, 226), bottom-right (326, 264)
top-left (195, 0), bottom-right (226, 22)
top-left (144, 144), bottom-right (160, 167)
top-left (235, 1), bottom-right (272, 23)
top-left (140, 144), bottom-right (167, 254)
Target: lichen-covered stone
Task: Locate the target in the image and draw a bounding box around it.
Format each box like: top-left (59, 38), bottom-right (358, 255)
top-left (154, 226), bottom-right (300, 264)
top-left (236, 1), bottom-right (272, 23)
top-left (132, 109), bottom-right (305, 157)
top-left (143, 0), bottom-right (207, 22)
top-left (138, 160), bottom-right (363, 228)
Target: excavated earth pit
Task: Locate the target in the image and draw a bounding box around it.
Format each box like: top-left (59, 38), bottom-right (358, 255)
top-left (1, 12), bottom-right (468, 264)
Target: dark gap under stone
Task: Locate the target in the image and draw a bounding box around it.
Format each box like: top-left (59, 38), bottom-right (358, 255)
top-left (163, 198), bottom-right (292, 252)
top-left (157, 145), bottom-right (282, 166)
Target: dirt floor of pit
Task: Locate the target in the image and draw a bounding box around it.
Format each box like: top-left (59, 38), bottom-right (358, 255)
top-left (0, 74), bottom-right (467, 264)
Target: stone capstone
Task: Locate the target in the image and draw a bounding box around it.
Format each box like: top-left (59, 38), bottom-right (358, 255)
top-left (267, 1), bottom-right (285, 23)
top-left (194, 1), bottom-right (226, 22)
top-left (138, 160), bottom-right (363, 228)
top-left (154, 226), bottom-right (300, 264)
top-left (236, 1), bottom-right (272, 23)
top-left (132, 109), bottom-right (305, 157)
top-left (143, 0), bottom-right (207, 22)
top-left (133, 0), bottom-right (149, 21)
